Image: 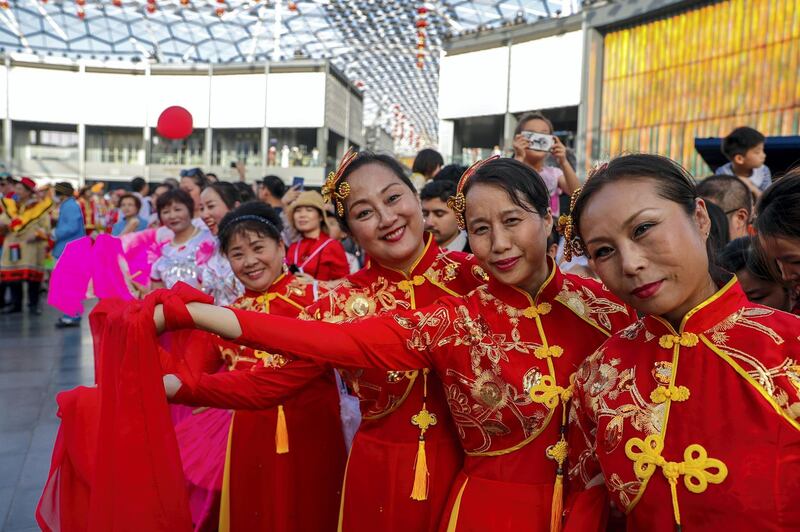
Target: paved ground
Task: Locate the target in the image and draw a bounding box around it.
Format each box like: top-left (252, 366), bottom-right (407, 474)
top-left (0, 302), bottom-right (94, 532)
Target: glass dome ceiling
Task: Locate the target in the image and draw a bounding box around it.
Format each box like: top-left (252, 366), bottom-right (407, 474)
top-left (0, 0), bottom-right (580, 146)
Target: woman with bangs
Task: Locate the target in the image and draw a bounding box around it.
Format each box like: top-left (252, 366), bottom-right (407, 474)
top-left (153, 156), bottom-right (636, 531)
top-left (562, 154), bottom-right (800, 531)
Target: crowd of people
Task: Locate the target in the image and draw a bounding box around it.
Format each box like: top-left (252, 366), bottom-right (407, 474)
top-left (1, 116), bottom-right (797, 532)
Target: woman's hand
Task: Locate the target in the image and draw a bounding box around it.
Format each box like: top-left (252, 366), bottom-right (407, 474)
top-left (163, 374), bottom-right (183, 399)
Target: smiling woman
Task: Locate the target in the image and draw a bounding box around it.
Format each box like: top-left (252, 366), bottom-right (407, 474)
top-left (564, 154), bottom-right (800, 531)
top-left (150, 188), bottom-right (214, 291)
top-left (152, 155), bottom-right (636, 532)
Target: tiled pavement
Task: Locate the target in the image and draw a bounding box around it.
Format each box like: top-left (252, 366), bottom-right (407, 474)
top-left (0, 302), bottom-right (94, 532)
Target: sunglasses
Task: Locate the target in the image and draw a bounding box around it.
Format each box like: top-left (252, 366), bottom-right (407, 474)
top-left (180, 168), bottom-right (203, 178)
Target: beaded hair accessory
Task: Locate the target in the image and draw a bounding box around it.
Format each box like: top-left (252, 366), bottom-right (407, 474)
top-left (221, 214), bottom-right (279, 235)
top-left (447, 155), bottom-right (500, 230)
top-left (322, 148), bottom-right (358, 217)
top-left (557, 161), bottom-right (609, 261)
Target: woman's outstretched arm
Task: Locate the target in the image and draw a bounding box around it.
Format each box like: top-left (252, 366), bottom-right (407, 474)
top-left (155, 299), bottom-right (451, 371)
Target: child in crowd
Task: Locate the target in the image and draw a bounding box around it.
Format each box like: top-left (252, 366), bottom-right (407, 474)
top-left (716, 126), bottom-right (771, 198)
top-left (720, 236), bottom-right (795, 312)
top-left (512, 111), bottom-right (579, 217)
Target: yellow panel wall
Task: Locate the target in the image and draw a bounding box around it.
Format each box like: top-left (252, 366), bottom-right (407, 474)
top-left (599, 0), bottom-right (800, 176)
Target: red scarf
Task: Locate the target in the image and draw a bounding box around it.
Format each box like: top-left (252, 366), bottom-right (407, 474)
top-left (37, 298), bottom-right (192, 532)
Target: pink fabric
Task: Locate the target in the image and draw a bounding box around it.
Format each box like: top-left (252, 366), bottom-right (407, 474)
top-left (47, 237), bottom-right (94, 316)
top-left (195, 240), bottom-right (216, 267)
top-left (120, 228), bottom-right (163, 285)
top-left (538, 166), bottom-right (563, 216)
top-left (91, 234), bottom-right (135, 301)
top-left (174, 407), bottom-right (231, 531)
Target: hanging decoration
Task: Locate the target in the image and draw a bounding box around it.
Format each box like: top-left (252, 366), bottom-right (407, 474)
top-left (415, 6), bottom-right (428, 69)
top-left (215, 0), bottom-right (225, 17)
top-left (156, 106), bottom-right (193, 140)
top-left (146, 0), bottom-right (156, 13)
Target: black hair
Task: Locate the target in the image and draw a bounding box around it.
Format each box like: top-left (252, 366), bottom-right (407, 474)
top-left (205, 181), bottom-right (240, 210)
top-left (432, 164), bottom-right (467, 184)
top-left (515, 111), bottom-right (553, 135)
top-left (205, 173), bottom-right (218, 182)
top-left (420, 179), bottom-right (456, 203)
top-left (336, 151), bottom-right (416, 232)
top-left (720, 237), bottom-right (777, 282)
top-left (547, 227), bottom-right (560, 249)
top-left (696, 174), bottom-right (752, 214)
top-left (261, 175), bottom-right (286, 199)
top-left (156, 188), bottom-right (194, 218)
top-left (181, 169), bottom-right (209, 189)
top-left (572, 154), bottom-right (725, 282)
top-left (119, 193), bottom-right (142, 212)
top-left (233, 181), bottom-right (256, 203)
top-left (411, 148), bottom-right (444, 178)
top-left (721, 126), bottom-right (765, 159)
top-left (131, 176), bottom-right (147, 193)
top-left (218, 201), bottom-right (284, 254)
top-left (705, 201), bottom-right (730, 256)
top-left (755, 169), bottom-right (800, 241)
top-left (462, 158), bottom-right (550, 219)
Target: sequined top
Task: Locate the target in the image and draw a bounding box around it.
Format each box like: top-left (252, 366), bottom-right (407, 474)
top-left (200, 245), bottom-right (243, 305)
top-left (150, 228), bottom-right (214, 289)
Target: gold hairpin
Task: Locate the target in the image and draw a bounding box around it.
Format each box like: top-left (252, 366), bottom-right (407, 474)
top-left (446, 155), bottom-right (500, 230)
top-left (322, 148), bottom-right (358, 217)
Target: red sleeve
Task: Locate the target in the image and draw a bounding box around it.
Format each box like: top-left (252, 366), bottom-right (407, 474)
top-left (172, 359), bottom-right (329, 410)
top-left (229, 299), bottom-right (453, 370)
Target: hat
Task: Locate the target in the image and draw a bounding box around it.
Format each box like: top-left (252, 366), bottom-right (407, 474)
top-left (19, 177), bottom-right (36, 191)
top-left (55, 182), bottom-right (75, 197)
top-left (286, 190), bottom-right (330, 231)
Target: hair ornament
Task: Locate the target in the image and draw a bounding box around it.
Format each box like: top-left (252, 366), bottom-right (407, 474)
top-left (557, 160), bottom-right (609, 261)
top-left (447, 155), bottom-right (500, 230)
top-left (322, 148), bottom-right (358, 217)
top-left (222, 214), bottom-right (278, 235)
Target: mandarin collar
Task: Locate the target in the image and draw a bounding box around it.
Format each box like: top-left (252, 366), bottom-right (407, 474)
top-left (644, 276), bottom-right (747, 335)
top-left (486, 256), bottom-right (563, 310)
top-left (368, 232), bottom-right (441, 282)
top-left (242, 272), bottom-right (293, 299)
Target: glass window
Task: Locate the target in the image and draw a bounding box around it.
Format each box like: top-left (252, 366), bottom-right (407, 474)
top-left (149, 129), bottom-right (205, 166)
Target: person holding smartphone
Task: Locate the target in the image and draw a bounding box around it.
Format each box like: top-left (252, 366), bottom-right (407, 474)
top-left (512, 111), bottom-right (579, 217)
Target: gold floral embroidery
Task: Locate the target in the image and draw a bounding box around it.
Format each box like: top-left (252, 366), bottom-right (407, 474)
top-left (254, 350), bottom-right (288, 369)
top-left (555, 279), bottom-right (629, 332)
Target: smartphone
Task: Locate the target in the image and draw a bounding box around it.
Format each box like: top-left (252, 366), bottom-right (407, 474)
top-left (291, 176), bottom-right (305, 191)
top-left (521, 131), bottom-right (554, 152)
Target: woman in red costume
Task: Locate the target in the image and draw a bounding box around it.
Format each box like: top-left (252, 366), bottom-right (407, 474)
top-left (562, 154), bottom-right (800, 531)
top-left (167, 151), bottom-right (485, 532)
top-left (168, 201), bottom-right (346, 531)
top-left (285, 190), bottom-right (350, 281)
top-left (154, 156), bottom-right (636, 531)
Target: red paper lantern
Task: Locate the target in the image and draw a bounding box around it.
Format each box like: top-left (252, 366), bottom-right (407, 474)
top-left (146, 3), bottom-right (155, 12)
top-left (288, 1), bottom-right (297, 11)
top-left (0, 1), bottom-right (9, 8)
top-left (215, 6), bottom-right (225, 15)
top-left (112, 0), bottom-right (122, 6)
top-left (157, 106), bottom-right (193, 140)
top-left (76, 0), bottom-right (85, 6)
top-left (417, 6), bottom-right (428, 15)
top-left (415, 19), bottom-right (428, 28)
top-left (180, 0), bottom-right (189, 4)
top-left (77, 9), bottom-right (85, 19)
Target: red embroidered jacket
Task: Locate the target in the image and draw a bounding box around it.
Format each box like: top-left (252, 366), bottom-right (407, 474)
top-left (228, 260), bottom-right (636, 531)
top-left (569, 278), bottom-right (800, 531)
